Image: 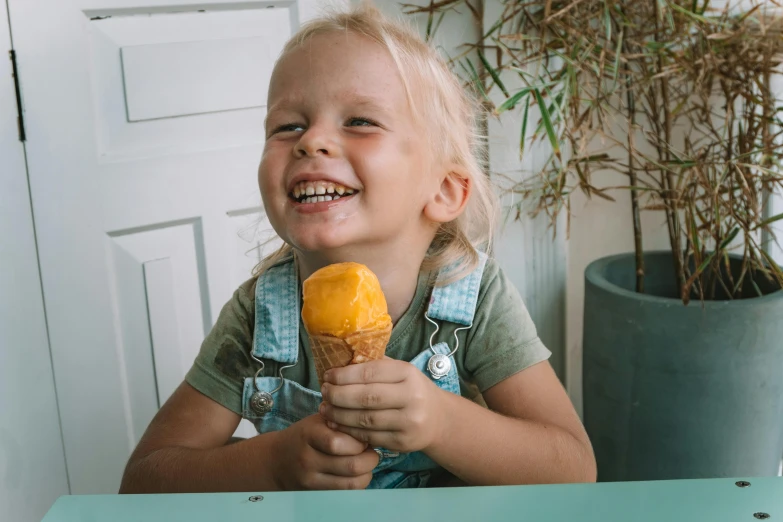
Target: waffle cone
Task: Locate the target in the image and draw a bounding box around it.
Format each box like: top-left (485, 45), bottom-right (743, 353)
top-left (310, 322), bottom-right (392, 387)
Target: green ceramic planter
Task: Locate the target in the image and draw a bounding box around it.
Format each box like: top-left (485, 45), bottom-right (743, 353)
top-left (583, 251), bottom-right (783, 481)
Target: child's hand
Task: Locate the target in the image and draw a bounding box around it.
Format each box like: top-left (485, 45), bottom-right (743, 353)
top-left (271, 413), bottom-right (379, 490)
top-left (319, 359), bottom-right (447, 454)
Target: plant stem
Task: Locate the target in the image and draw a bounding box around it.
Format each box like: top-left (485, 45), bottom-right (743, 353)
top-left (653, 0), bottom-right (686, 299)
top-left (623, 41), bottom-right (645, 292)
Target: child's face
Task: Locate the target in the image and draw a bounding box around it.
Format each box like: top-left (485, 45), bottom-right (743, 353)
top-left (259, 31), bottom-right (440, 257)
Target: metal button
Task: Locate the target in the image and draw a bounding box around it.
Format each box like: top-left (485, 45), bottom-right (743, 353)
top-left (249, 391), bottom-right (274, 415)
top-left (427, 353), bottom-right (451, 380)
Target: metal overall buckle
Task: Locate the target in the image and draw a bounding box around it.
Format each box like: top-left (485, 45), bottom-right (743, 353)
top-left (248, 354), bottom-right (296, 416)
top-left (424, 315), bottom-right (472, 380)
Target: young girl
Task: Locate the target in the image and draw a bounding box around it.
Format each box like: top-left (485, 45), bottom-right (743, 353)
top-left (119, 2), bottom-right (596, 492)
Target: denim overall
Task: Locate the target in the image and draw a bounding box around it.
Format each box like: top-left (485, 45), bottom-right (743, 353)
top-left (241, 253), bottom-right (487, 489)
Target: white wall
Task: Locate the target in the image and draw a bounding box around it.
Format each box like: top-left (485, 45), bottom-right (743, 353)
top-left (769, 73), bottom-right (783, 266)
top-left (374, 0), bottom-right (478, 55)
top-left (0, 3), bottom-right (70, 520)
top-left (772, 187), bottom-right (783, 263)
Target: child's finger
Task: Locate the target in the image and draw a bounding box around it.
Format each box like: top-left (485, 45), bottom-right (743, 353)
top-left (310, 472), bottom-right (374, 490)
top-left (324, 359), bottom-right (408, 385)
top-left (331, 424), bottom-right (399, 450)
top-left (320, 402), bottom-right (403, 430)
top-left (321, 382), bottom-right (407, 410)
top-left (319, 449), bottom-right (379, 478)
top-left (309, 425), bottom-right (368, 456)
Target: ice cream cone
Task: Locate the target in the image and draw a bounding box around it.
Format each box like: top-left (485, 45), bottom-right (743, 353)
top-left (302, 262), bottom-right (392, 387)
top-left (310, 322), bottom-right (392, 386)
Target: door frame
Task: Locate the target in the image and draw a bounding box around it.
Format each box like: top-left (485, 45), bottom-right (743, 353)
top-left (1, 1), bottom-right (70, 519)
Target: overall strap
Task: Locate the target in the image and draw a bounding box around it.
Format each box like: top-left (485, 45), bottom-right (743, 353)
top-left (426, 251), bottom-right (488, 326)
top-left (252, 256), bottom-right (300, 364)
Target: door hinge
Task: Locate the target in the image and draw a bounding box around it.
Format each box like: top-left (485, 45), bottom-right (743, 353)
top-left (8, 49), bottom-right (25, 142)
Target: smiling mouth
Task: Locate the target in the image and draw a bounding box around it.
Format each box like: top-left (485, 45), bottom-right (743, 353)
top-left (289, 180), bottom-right (358, 204)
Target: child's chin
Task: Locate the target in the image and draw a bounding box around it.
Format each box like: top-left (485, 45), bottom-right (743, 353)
top-left (290, 234), bottom-right (356, 254)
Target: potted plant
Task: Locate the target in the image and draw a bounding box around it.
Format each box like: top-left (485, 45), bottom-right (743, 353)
top-left (409, 0), bottom-right (783, 480)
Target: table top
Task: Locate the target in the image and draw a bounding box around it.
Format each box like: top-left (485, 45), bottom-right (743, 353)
top-left (42, 477), bottom-right (783, 522)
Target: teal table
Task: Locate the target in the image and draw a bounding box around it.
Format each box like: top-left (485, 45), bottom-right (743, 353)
top-left (42, 478), bottom-right (782, 521)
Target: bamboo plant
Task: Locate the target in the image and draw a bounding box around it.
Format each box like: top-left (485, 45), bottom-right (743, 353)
top-left (405, 0), bottom-right (783, 303)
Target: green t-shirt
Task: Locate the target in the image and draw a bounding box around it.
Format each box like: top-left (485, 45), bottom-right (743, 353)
top-left (185, 257), bottom-right (551, 414)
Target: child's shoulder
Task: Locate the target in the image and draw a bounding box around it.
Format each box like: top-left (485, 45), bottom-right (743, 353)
top-left (479, 255), bottom-right (503, 284)
top-left (229, 249), bottom-right (297, 322)
top-left (461, 255), bottom-right (551, 391)
top-left (475, 255), bottom-right (517, 305)
top-left (469, 255), bottom-right (540, 337)
top-left (429, 254), bottom-right (513, 316)
top-left (204, 276), bottom-right (258, 342)
top-left (232, 275), bottom-right (259, 317)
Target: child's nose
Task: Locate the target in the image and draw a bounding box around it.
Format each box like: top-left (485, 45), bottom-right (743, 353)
top-left (295, 126), bottom-right (338, 158)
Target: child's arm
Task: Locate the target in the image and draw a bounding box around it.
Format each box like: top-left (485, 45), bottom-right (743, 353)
top-left (119, 381), bottom-right (378, 493)
top-left (320, 359), bottom-right (596, 486)
top-left (430, 360), bottom-right (596, 484)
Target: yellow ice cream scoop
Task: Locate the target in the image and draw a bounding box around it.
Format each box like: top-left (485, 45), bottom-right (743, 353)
top-left (302, 262), bottom-right (392, 338)
top-left (302, 262), bottom-right (392, 386)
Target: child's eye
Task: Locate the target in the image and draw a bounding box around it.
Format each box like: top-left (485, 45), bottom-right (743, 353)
top-left (346, 117), bottom-right (377, 127)
top-left (273, 123), bottom-right (305, 134)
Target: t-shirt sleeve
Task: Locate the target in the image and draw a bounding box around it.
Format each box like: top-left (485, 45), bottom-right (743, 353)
top-left (463, 259), bottom-right (552, 392)
top-left (184, 277), bottom-right (257, 415)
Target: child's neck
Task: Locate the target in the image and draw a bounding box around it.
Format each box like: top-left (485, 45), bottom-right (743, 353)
top-left (296, 246), bottom-right (429, 324)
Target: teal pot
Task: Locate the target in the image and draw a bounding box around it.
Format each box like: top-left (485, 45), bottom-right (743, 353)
top-left (583, 251), bottom-right (783, 481)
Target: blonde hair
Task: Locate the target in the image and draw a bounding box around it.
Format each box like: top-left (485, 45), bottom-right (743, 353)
top-left (254, 1), bottom-right (498, 284)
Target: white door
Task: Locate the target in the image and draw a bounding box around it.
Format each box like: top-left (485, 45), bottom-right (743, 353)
top-left (1, 2), bottom-right (70, 520)
top-left (8, 0), bottom-right (328, 494)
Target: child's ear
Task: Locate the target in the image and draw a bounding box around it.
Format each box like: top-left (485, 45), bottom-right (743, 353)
top-left (423, 164), bottom-right (471, 224)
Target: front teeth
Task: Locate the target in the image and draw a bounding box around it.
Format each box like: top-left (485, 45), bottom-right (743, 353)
top-left (299, 194), bottom-right (341, 204)
top-left (292, 180), bottom-right (355, 203)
